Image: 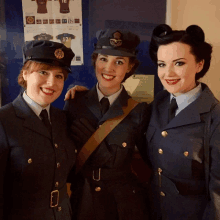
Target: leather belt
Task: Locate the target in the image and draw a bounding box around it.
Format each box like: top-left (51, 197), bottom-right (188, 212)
top-left (175, 181), bottom-right (206, 196)
top-left (50, 185), bottom-right (67, 208)
top-left (82, 168), bottom-right (131, 181)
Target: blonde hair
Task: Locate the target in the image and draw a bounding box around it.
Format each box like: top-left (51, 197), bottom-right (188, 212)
top-left (18, 60), bottom-right (68, 88)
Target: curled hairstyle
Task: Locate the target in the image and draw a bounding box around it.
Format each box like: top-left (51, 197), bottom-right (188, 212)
top-left (18, 60), bottom-right (68, 88)
top-left (149, 24), bottom-right (212, 80)
top-left (91, 53), bottom-right (140, 83)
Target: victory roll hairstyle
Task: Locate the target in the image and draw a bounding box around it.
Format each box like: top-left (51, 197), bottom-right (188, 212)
top-left (149, 24), bottom-right (212, 80)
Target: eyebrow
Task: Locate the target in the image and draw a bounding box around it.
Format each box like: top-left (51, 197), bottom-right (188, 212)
top-left (158, 58), bottom-right (187, 62)
top-left (99, 54), bottom-right (127, 61)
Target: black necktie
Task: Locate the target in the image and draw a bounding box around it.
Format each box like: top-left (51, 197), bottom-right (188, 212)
top-left (40, 109), bottom-right (52, 134)
top-left (168, 98), bottom-right (178, 122)
top-left (100, 97), bottom-right (109, 116)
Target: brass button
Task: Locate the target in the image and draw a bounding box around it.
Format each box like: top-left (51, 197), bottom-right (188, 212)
top-left (122, 142), bottom-right (127, 147)
top-left (160, 191), bottom-right (165, 196)
top-left (158, 148), bottom-right (163, 154)
top-left (99, 125), bottom-right (102, 128)
top-left (75, 149), bottom-right (77, 153)
top-left (158, 167), bottom-right (162, 173)
top-left (57, 162), bottom-right (60, 168)
top-left (133, 190), bottom-right (136, 193)
top-left (54, 143), bottom-right (58, 148)
top-left (57, 206), bottom-right (62, 212)
top-left (28, 158), bottom-right (32, 164)
top-left (55, 182), bottom-right (59, 187)
top-left (184, 151), bottom-right (189, 157)
top-left (161, 131), bottom-right (168, 137)
top-left (95, 187), bottom-right (101, 192)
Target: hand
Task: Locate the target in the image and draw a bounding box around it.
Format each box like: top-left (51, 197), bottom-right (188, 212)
top-left (64, 85), bottom-right (88, 101)
top-left (70, 118), bottom-right (96, 144)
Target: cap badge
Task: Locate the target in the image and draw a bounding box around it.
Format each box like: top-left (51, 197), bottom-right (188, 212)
top-left (110, 31), bottom-right (122, 47)
top-left (54, 48), bottom-right (64, 59)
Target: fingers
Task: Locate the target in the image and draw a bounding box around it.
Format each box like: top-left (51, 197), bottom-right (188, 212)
top-left (64, 85), bottom-right (89, 101)
top-left (64, 89), bottom-right (72, 101)
top-left (75, 85), bottom-right (89, 91)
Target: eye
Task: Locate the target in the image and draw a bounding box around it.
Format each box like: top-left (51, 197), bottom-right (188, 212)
top-left (56, 74), bottom-right (64, 79)
top-left (116, 60), bottom-right (124, 65)
top-left (38, 70), bottom-right (48, 75)
top-left (175, 61), bottom-right (185, 66)
top-left (157, 63), bottom-right (165, 68)
top-left (99, 57), bottom-right (107, 62)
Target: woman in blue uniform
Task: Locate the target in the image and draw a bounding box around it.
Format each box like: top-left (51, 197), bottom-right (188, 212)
top-left (64, 29), bottom-right (150, 220)
top-left (147, 24), bottom-right (220, 219)
top-left (0, 40), bottom-right (76, 220)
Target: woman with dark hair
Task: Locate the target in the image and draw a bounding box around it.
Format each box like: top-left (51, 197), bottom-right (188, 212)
top-left (0, 40), bottom-right (76, 220)
top-left (146, 24), bottom-right (220, 219)
top-left (64, 29), bottom-right (150, 220)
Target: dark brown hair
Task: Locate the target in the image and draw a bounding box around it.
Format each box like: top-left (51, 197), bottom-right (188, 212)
top-left (149, 24), bottom-right (212, 80)
top-left (91, 53), bottom-right (140, 82)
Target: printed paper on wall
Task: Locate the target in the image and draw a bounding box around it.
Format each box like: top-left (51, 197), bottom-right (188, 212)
top-left (22, 0), bottom-right (83, 65)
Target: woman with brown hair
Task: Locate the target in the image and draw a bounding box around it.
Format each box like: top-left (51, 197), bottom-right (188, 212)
top-left (0, 40), bottom-right (76, 220)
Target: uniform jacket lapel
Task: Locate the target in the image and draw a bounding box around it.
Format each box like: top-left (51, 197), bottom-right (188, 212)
top-left (50, 106), bottom-right (65, 138)
top-left (165, 84), bottom-right (217, 129)
top-left (84, 86), bottom-right (102, 120)
top-left (99, 87), bottom-right (130, 124)
top-left (12, 94), bottom-right (51, 139)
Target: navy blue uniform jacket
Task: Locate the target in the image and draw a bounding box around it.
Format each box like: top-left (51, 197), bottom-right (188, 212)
top-left (64, 86), bottom-right (150, 220)
top-left (0, 94), bottom-right (76, 220)
top-left (146, 83), bottom-right (220, 220)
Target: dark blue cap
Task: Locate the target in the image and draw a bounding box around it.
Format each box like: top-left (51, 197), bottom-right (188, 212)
top-left (94, 29), bottom-right (140, 57)
top-left (23, 40), bottom-right (75, 72)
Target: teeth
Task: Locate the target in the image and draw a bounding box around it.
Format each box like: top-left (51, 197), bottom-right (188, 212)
top-left (102, 74), bottom-right (114, 80)
top-left (42, 88), bottom-right (54, 94)
top-left (167, 79), bottom-right (179, 82)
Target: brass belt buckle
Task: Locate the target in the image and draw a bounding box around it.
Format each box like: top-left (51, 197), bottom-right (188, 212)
top-left (50, 190), bottom-right (59, 207)
top-left (93, 168), bottom-right (101, 181)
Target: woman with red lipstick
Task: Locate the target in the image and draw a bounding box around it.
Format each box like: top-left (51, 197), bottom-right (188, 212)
top-left (64, 29), bottom-right (150, 220)
top-left (146, 24), bottom-right (220, 219)
top-left (0, 40), bottom-right (76, 220)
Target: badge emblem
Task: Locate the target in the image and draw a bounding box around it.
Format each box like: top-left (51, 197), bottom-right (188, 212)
top-left (54, 49), bottom-right (64, 59)
top-left (110, 31), bottom-right (122, 47)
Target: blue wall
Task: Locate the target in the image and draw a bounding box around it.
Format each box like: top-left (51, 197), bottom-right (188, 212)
top-left (1, 0), bottom-right (166, 109)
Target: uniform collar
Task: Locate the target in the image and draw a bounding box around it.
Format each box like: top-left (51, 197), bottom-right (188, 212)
top-left (23, 91), bottom-right (51, 120)
top-left (170, 83), bottom-right (202, 115)
top-left (96, 83), bottom-right (123, 106)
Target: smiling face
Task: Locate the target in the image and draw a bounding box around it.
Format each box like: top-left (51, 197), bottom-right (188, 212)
top-left (23, 66), bottom-right (65, 107)
top-left (95, 54), bottom-right (133, 96)
top-left (157, 42), bottom-right (204, 96)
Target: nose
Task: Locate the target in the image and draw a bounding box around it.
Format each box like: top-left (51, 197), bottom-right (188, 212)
top-left (46, 74), bottom-right (56, 85)
top-left (166, 65), bottom-right (176, 77)
top-left (104, 61), bottom-right (115, 72)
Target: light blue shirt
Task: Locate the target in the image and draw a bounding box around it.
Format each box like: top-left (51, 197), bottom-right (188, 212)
top-left (23, 91), bottom-right (51, 121)
top-left (170, 83), bottom-right (202, 116)
top-left (96, 83), bottom-right (123, 106)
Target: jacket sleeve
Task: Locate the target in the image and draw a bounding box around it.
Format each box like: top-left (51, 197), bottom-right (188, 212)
top-left (203, 105), bottom-right (220, 219)
top-left (135, 102), bottom-right (151, 164)
top-left (0, 120), bottom-right (10, 219)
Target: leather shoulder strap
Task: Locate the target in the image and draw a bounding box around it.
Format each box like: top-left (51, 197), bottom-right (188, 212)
top-left (75, 98), bottom-right (139, 173)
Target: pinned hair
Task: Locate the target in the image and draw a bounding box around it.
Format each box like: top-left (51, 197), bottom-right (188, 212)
top-left (149, 24), bottom-right (212, 80)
